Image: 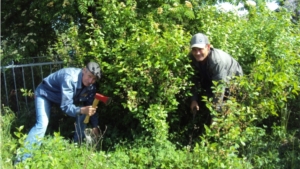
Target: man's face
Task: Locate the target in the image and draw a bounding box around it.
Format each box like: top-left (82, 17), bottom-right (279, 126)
top-left (191, 44), bottom-right (210, 62)
top-left (82, 68), bottom-right (97, 86)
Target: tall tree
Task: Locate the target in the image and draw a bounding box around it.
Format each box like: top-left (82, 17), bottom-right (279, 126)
top-left (1, 0), bottom-right (81, 64)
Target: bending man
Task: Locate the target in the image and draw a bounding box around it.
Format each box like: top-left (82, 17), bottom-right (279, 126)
top-left (188, 33), bottom-right (243, 113)
top-left (15, 61), bottom-right (101, 163)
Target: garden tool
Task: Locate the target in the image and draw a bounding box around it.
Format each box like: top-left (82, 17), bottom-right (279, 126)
top-left (83, 93), bottom-right (112, 124)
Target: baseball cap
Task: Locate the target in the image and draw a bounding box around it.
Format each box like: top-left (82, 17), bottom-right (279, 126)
top-left (86, 62), bottom-right (101, 79)
top-left (190, 33), bottom-right (210, 49)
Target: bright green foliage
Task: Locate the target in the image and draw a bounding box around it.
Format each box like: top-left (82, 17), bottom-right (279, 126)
top-left (53, 0), bottom-right (193, 143)
top-left (0, 106), bottom-right (18, 168)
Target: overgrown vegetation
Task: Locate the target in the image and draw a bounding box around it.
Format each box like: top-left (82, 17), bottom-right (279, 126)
top-left (1, 0), bottom-right (300, 168)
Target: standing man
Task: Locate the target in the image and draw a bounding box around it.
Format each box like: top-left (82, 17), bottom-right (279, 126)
top-left (189, 33), bottom-right (243, 114)
top-left (15, 61), bottom-right (101, 163)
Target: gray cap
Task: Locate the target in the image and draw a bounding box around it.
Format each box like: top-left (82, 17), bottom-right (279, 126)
top-left (190, 33), bottom-right (210, 49)
top-left (86, 62), bottom-right (101, 79)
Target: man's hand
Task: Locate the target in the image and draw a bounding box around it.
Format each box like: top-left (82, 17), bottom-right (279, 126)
top-left (80, 106), bottom-right (97, 116)
top-left (190, 100), bottom-right (199, 112)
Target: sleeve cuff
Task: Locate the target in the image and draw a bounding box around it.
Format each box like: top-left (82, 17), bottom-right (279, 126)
top-left (76, 107), bottom-right (81, 116)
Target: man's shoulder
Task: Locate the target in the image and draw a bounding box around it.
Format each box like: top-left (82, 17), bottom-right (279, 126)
top-left (59, 68), bottom-right (81, 76)
top-left (210, 48), bottom-right (232, 62)
top-left (55, 68), bottom-right (81, 82)
top-left (60, 67), bottom-right (81, 72)
top-left (211, 48), bottom-right (230, 56)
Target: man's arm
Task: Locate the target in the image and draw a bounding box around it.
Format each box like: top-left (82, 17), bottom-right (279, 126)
top-left (60, 77), bottom-right (81, 117)
top-left (189, 53), bottom-right (201, 111)
top-left (209, 57), bottom-right (228, 111)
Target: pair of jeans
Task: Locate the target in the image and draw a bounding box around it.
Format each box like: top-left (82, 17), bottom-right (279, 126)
top-left (16, 85), bottom-right (87, 162)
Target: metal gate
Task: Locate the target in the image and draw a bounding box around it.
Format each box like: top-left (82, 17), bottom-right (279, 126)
top-left (1, 61), bottom-right (64, 115)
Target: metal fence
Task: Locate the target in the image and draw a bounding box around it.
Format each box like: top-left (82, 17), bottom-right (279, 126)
top-left (1, 61), bottom-right (64, 115)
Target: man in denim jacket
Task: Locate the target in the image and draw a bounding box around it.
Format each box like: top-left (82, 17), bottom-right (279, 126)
top-left (189, 33), bottom-right (243, 113)
top-left (15, 61), bottom-right (101, 163)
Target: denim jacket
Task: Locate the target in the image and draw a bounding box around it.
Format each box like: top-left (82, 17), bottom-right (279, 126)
top-left (37, 68), bottom-right (98, 127)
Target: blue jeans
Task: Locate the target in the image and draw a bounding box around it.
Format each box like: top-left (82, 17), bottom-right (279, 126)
top-left (16, 85), bottom-right (86, 162)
